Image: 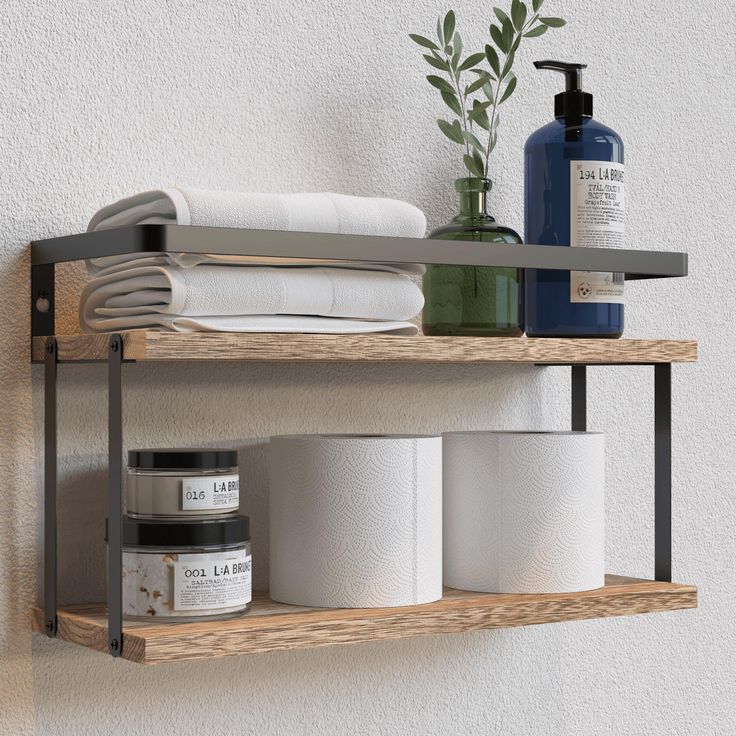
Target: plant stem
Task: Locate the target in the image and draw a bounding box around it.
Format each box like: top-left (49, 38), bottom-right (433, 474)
top-left (443, 48), bottom-right (471, 158)
top-left (483, 14), bottom-right (538, 175)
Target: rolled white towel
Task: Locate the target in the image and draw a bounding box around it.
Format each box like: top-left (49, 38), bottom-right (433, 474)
top-left (80, 264), bottom-right (424, 335)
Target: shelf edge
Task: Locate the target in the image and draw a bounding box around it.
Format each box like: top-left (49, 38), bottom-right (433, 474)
top-left (31, 334), bottom-right (699, 365)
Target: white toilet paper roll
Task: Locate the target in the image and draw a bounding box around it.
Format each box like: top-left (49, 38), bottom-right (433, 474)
top-left (268, 435), bottom-right (443, 608)
top-left (443, 431), bottom-right (605, 594)
top-left (442, 432), bottom-right (505, 593)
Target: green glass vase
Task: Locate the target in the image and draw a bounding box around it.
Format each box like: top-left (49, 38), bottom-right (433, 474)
top-left (422, 178), bottom-right (524, 336)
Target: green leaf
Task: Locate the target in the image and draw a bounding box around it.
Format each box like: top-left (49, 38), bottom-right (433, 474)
top-left (510, 33), bottom-right (522, 53)
top-left (469, 99), bottom-right (493, 129)
top-left (464, 152), bottom-right (486, 178)
top-left (484, 44), bottom-right (500, 76)
top-left (426, 75), bottom-right (455, 94)
top-left (463, 130), bottom-right (485, 152)
top-left (523, 24), bottom-right (548, 37)
top-left (499, 75), bottom-right (517, 103)
top-left (511, 0), bottom-right (527, 31)
top-left (482, 82), bottom-right (495, 101)
top-left (453, 32), bottom-right (463, 56)
top-left (465, 73), bottom-right (492, 94)
top-left (438, 118), bottom-right (465, 145)
top-left (489, 131), bottom-right (498, 153)
top-left (493, 7), bottom-right (511, 26)
top-left (473, 149), bottom-right (485, 173)
top-left (501, 17), bottom-right (515, 50)
top-left (423, 54), bottom-right (451, 71)
top-left (489, 24), bottom-right (508, 53)
top-left (409, 34), bottom-right (440, 51)
top-left (539, 16), bottom-right (566, 27)
top-left (493, 110), bottom-right (501, 128)
top-left (501, 50), bottom-right (515, 80)
top-left (532, 0), bottom-right (543, 11)
top-left (443, 10), bottom-right (456, 43)
top-left (458, 52), bottom-right (486, 71)
top-left (436, 16), bottom-right (444, 44)
top-left (441, 90), bottom-right (462, 116)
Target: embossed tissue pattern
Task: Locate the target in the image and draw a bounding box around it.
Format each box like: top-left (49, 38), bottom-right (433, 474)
top-left (268, 436), bottom-right (442, 608)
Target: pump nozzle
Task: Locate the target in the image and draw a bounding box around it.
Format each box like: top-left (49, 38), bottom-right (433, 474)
top-left (534, 60), bottom-right (593, 120)
top-left (534, 60), bottom-right (586, 91)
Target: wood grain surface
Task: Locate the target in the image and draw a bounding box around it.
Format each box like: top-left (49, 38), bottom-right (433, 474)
top-left (31, 332), bottom-right (698, 364)
top-left (31, 575), bottom-right (697, 664)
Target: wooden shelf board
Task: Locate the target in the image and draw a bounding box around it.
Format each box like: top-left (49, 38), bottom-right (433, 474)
top-left (31, 575), bottom-right (696, 665)
top-left (32, 332), bottom-right (697, 365)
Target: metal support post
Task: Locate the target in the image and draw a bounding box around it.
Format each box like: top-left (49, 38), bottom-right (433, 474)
top-left (107, 335), bottom-right (123, 656)
top-left (654, 363), bottom-right (672, 582)
top-left (44, 337), bottom-right (58, 636)
top-left (571, 365), bottom-right (587, 432)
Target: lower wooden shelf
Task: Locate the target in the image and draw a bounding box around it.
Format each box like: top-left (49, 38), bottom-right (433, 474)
top-left (31, 332), bottom-right (698, 365)
top-left (31, 575), bottom-right (696, 665)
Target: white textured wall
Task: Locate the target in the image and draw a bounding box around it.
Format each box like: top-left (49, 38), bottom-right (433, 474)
top-left (1, 0), bottom-right (734, 733)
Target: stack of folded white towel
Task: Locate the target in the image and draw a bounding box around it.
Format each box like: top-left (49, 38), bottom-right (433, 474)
top-left (81, 188), bottom-right (427, 335)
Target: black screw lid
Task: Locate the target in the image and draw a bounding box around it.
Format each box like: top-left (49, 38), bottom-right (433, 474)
top-left (107, 515), bottom-right (250, 548)
top-left (128, 448), bottom-right (238, 471)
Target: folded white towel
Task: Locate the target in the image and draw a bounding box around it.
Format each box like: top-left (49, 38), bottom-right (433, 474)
top-left (80, 265), bottom-right (423, 335)
top-left (88, 188), bottom-right (427, 237)
top-left (85, 252), bottom-right (425, 278)
top-left (84, 188), bottom-right (427, 336)
top-left (79, 314), bottom-right (419, 335)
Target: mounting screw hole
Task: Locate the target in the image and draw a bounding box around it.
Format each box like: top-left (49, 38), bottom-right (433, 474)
top-left (109, 639), bottom-right (120, 652)
top-left (45, 620), bottom-right (54, 632)
top-left (36, 296), bottom-right (51, 313)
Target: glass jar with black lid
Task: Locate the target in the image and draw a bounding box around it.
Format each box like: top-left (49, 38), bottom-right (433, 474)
top-left (126, 448), bottom-right (240, 520)
top-left (111, 514), bottom-right (252, 621)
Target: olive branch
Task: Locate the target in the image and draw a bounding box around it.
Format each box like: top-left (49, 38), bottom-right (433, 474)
top-left (410, 0), bottom-right (566, 183)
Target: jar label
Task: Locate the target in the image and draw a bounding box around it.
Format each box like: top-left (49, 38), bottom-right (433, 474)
top-left (174, 550), bottom-right (252, 611)
top-left (569, 160), bottom-right (626, 304)
top-left (181, 474), bottom-right (239, 511)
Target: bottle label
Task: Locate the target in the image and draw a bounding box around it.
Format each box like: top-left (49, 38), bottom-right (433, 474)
top-left (569, 160), bottom-right (625, 304)
top-left (181, 474), bottom-right (239, 511)
top-left (174, 550), bottom-right (252, 611)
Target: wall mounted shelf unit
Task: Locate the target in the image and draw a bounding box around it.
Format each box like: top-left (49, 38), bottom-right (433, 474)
top-left (31, 225), bottom-right (697, 663)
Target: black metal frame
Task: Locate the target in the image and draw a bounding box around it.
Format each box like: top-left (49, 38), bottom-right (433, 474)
top-left (36, 224), bottom-right (682, 657)
top-left (571, 364), bottom-right (672, 583)
top-left (43, 337), bottom-right (57, 637)
top-left (30, 225), bottom-right (688, 344)
top-left (107, 335), bottom-right (124, 655)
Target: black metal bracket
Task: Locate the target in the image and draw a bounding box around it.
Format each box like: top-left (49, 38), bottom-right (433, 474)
top-left (107, 334), bottom-right (123, 656)
top-left (570, 363), bottom-right (674, 583)
top-left (44, 337), bottom-right (58, 637)
top-left (571, 365), bottom-right (587, 432)
top-left (32, 263), bottom-right (56, 339)
top-left (654, 363), bottom-right (672, 582)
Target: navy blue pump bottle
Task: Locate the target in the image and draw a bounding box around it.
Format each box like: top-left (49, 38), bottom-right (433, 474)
top-left (524, 61), bottom-right (624, 337)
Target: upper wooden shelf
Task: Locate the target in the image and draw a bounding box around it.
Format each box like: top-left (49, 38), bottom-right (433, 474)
top-left (31, 575), bottom-right (697, 665)
top-left (32, 332), bottom-right (697, 365)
